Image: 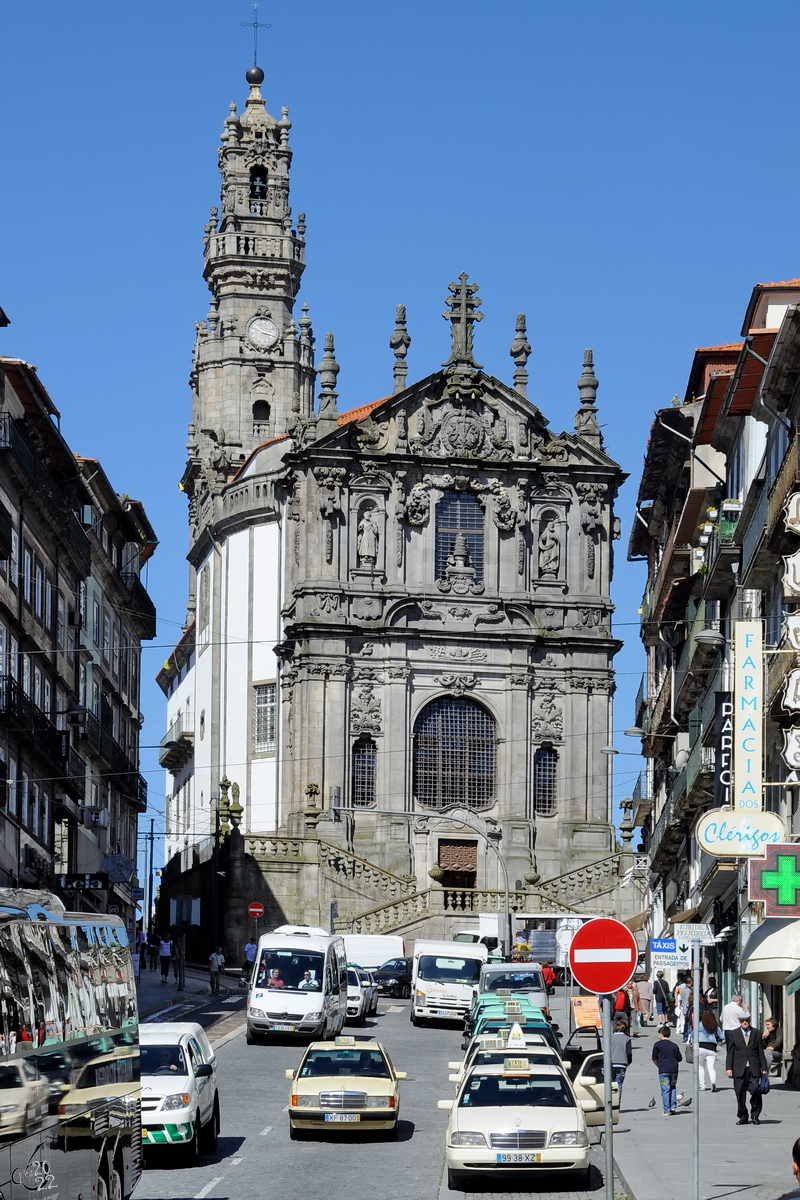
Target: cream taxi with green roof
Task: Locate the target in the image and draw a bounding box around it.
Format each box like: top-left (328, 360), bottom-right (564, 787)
top-left (286, 1036), bottom-right (406, 1139)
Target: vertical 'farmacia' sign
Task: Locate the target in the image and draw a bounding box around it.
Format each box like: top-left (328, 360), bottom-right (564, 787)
top-left (734, 621), bottom-right (762, 812)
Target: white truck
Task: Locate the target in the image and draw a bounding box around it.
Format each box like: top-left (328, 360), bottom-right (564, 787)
top-left (411, 939), bottom-right (488, 1025)
top-left (342, 933), bottom-right (405, 969)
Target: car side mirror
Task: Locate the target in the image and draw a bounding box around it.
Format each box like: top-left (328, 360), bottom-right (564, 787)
top-left (579, 1098), bottom-right (596, 1112)
top-left (578, 1075), bottom-right (597, 1087)
top-left (437, 1099), bottom-right (454, 1111)
top-left (285, 1069), bottom-right (296, 1079)
top-left (448, 1074), bottom-right (460, 1083)
top-left (195, 1064), bottom-right (213, 1078)
top-left (447, 1062), bottom-right (461, 1070)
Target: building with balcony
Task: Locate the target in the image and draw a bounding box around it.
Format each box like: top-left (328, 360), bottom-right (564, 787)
top-left (0, 355), bottom-right (157, 928)
top-left (629, 277), bottom-right (800, 1058)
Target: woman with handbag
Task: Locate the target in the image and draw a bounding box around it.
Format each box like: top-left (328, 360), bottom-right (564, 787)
top-left (698, 1006), bottom-right (724, 1091)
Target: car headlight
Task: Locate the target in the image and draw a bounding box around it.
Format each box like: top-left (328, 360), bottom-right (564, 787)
top-left (365, 1095), bottom-right (395, 1108)
top-left (161, 1093), bottom-right (191, 1111)
top-left (291, 1096), bottom-right (317, 1108)
top-left (305, 1011), bottom-right (323, 1021)
top-left (416, 990), bottom-right (425, 1000)
top-left (0, 1104), bottom-right (20, 1114)
top-left (382, 978), bottom-right (397, 986)
top-left (248, 1005), bottom-right (266, 1017)
top-left (549, 1130), bottom-right (588, 1146)
top-left (450, 1131), bottom-right (487, 1147)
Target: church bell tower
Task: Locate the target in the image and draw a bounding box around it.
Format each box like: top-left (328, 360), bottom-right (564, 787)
top-left (184, 65), bottom-right (315, 549)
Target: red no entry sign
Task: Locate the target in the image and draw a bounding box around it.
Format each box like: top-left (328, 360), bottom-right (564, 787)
top-left (568, 917), bottom-right (638, 994)
top-left (248, 901), bottom-right (265, 918)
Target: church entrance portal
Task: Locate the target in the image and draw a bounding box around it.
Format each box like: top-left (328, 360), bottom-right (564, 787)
top-left (438, 838), bottom-right (478, 890)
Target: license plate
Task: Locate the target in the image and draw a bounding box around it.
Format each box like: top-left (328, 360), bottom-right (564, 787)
top-left (271, 1023), bottom-right (295, 1032)
top-left (324, 1113), bottom-right (360, 1122)
top-left (496, 1152), bottom-right (541, 1164)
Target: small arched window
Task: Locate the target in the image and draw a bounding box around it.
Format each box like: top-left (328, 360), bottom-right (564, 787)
top-left (533, 746), bottom-right (558, 816)
top-left (249, 167), bottom-right (267, 202)
top-left (413, 697), bottom-right (496, 811)
top-left (351, 737), bottom-right (376, 808)
top-left (252, 399), bottom-right (270, 438)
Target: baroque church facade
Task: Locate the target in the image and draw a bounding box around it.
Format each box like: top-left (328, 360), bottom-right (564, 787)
top-left (158, 67), bottom-right (627, 943)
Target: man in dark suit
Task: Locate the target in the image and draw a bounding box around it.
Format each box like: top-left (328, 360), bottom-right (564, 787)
top-left (726, 1012), bottom-right (768, 1124)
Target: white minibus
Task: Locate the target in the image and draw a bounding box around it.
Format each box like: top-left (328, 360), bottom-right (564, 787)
top-left (246, 928), bottom-right (347, 1043)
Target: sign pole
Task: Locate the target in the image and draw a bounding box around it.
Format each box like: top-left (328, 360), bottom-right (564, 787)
top-left (692, 938), bottom-right (700, 1200)
top-left (602, 993), bottom-right (613, 1200)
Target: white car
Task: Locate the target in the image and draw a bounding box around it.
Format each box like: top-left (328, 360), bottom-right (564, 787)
top-left (346, 968), bottom-right (368, 1025)
top-left (139, 1023), bottom-right (220, 1163)
top-left (448, 1034), bottom-right (559, 1087)
top-left (438, 1061), bottom-right (592, 1190)
top-left (357, 969), bottom-right (379, 1016)
top-left (0, 1059), bottom-right (49, 1137)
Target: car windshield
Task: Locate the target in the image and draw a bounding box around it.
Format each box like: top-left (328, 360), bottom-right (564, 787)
top-left (418, 955), bottom-right (482, 985)
top-left (459, 1073), bottom-right (574, 1108)
top-left (141, 1045), bottom-right (187, 1076)
top-left (299, 1049), bottom-right (390, 1079)
top-left (378, 959), bottom-right (406, 973)
top-left (347, 969), bottom-right (360, 988)
top-left (0, 1066), bottom-right (22, 1088)
top-left (254, 950), bottom-right (325, 992)
top-left (483, 970), bottom-right (545, 992)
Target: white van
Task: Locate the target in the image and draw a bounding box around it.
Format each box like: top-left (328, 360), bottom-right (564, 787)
top-left (140, 1022), bottom-right (220, 1163)
top-left (411, 939), bottom-right (488, 1025)
top-left (246, 928), bottom-right (347, 1043)
top-left (343, 934), bottom-right (405, 969)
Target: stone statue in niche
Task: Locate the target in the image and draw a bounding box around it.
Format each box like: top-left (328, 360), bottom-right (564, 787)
top-left (357, 509), bottom-right (380, 567)
top-left (538, 520), bottom-right (560, 577)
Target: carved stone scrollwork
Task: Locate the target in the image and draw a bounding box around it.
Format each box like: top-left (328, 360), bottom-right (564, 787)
top-left (448, 605), bottom-right (472, 620)
top-left (409, 393), bottom-right (514, 461)
top-left (435, 673), bottom-right (478, 695)
top-left (388, 666), bottom-right (410, 680)
top-left (431, 646), bottom-right (488, 662)
top-left (532, 435), bottom-right (569, 463)
top-left (487, 480), bottom-right (517, 532)
top-left (314, 465), bottom-right (346, 564)
top-left (405, 480), bottom-right (431, 525)
top-left (312, 592), bottom-right (340, 615)
top-left (531, 691), bottom-right (564, 740)
top-left (509, 672), bottom-right (530, 687)
top-left (590, 677), bottom-right (615, 695)
top-left (577, 482), bottom-right (606, 580)
top-left (351, 683), bottom-right (382, 735)
top-left (474, 603), bottom-right (505, 625)
top-left (577, 606), bottom-right (603, 627)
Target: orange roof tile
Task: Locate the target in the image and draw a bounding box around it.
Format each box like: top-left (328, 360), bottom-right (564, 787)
top-left (232, 434), bottom-right (290, 481)
top-left (756, 278), bottom-right (800, 288)
top-left (338, 397), bottom-right (389, 426)
top-left (694, 342), bottom-right (743, 353)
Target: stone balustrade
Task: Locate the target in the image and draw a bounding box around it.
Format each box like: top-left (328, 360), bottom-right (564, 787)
top-left (318, 841), bottom-right (417, 901)
top-left (244, 835), bottom-right (308, 861)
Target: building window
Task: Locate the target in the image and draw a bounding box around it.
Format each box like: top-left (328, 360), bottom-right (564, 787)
top-left (413, 697), bottom-right (496, 811)
top-left (533, 746), bottom-right (558, 816)
top-left (351, 737), bottom-right (377, 808)
top-left (21, 655), bottom-right (30, 697)
top-left (198, 564), bottom-right (210, 647)
top-left (21, 773), bottom-right (29, 826)
top-left (7, 758), bottom-right (17, 816)
top-left (253, 682), bottom-right (277, 753)
top-left (23, 550), bottom-right (32, 604)
top-left (45, 575), bottom-right (53, 629)
top-left (10, 530), bottom-right (18, 590)
top-left (93, 599), bottom-right (101, 645)
top-left (33, 667), bottom-right (42, 710)
top-left (102, 612), bottom-right (111, 661)
top-left (30, 781), bottom-right (39, 839)
top-left (34, 564), bottom-right (43, 618)
top-left (57, 593), bottom-right (65, 649)
top-left (43, 677), bottom-right (52, 720)
top-left (435, 490), bottom-right (484, 582)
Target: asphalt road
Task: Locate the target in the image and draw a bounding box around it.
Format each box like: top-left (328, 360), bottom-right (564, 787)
top-left (137, 996), bottom-right (622, 1200)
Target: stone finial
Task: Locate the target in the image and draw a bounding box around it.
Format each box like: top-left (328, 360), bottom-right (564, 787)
top-left (509, 313), bottom-right (532, 396)
top-left (442, 273), bottom-right (483, 370)
top-left (316, 332), bottom-right (340, 437)
top-left (574, 347), bottom-right (602, 445)
top-left (297, 212), bottom-right (307, 237)
top-left (390, 304), bottom-right (411, 394)
top-left (299, 302), bottom-right (314, 347)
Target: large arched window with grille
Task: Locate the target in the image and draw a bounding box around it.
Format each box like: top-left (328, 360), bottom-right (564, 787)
top-left (413, 697), bottom-right (496, 811)
top-left (533, 745), bottom-right (558, 816)
top-left (351, 737), bottom-right (377, 808)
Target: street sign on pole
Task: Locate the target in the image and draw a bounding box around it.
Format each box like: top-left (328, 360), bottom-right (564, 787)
top-left (673, 922), bottom-right (714, 945)
top-left (568, 918), bottom-right (638, 995)
top-left (650, 937), bottom-right (690, 970)
top-left (248, 901), bottom-right (265, 918)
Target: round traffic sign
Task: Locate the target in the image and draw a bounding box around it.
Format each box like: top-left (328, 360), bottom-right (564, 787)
top-left (107, 905), bottom-right (120, 915)
top-left (567, 917), bottom-right (638, 994)
top-left (248, 901), bottom-right (265, 918)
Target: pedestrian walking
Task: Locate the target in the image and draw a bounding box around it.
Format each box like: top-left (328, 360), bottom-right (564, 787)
top-left (652, 1025), bottom-right (682, 1115)
top-left (611, 1019), bottom-right (633, 1102)
top-left (705, 974), bottom-right (719, 1012)
top-left (698, 1007), bottom-right (724, 1091)
top-left (674, 973), bottom-right (690, 1034)
top-left (726, 1012), bottom-right (768, 1125)
top-left (243, 937), bottom-right (258, 979)
top-left (763, 1018), bottom-right (783, 1072)
top-left (721, 993), bottom-right (749, 1046)
top-left (775, 1136), bottom-right (800, 1199)
top-left (613, 985), bottom-right (631, 1024)
top-left (653, 971), bottom-right (672, 1027)
top-left (136, 926), bottom-right (147, 969)
top-left (158, 935), bottom-right (172, 983)
top-left (148, 930), bottom-right (159, 972)
top-left (636, 974), bottom-right (654, 1025)
top-left (209, 946), bottom-right (225, 995)
top-left (542, 962), bottom-right (556, 993)
top-left (172, 936), bottom-right (181, 984)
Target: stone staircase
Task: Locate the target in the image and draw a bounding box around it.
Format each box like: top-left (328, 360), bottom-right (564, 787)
top-left (317, 840), bottom-right (417, 919)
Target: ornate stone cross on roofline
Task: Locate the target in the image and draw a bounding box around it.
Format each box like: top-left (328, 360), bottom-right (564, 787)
top-left (442, 273), bottom-right (483, 369)
top-left (241, 1), bottom-right (271, 66)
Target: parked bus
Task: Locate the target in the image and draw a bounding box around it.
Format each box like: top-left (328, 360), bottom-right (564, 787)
top-left (0, 888), bottom-right (140, 1200)
top-left (246, 926), bottom-right (347, 1043)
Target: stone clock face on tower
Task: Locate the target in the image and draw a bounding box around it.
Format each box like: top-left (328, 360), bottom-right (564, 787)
top-left (247, 317), bottom-right (279, 350)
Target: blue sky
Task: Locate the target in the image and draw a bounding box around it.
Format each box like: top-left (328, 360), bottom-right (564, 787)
top-left (2, 1), bottom-right (799, 884)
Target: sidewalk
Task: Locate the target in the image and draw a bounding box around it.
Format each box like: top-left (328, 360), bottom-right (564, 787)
top-left (135, 961), bottom-right (218, 1019)
top-left (610, 1018), bottom-right (800, 1200)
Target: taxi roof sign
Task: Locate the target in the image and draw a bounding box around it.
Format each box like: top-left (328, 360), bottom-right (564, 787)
top-left (506, 1022), bottom-right (527, 1048)
top-left (503, 1057), bottom-right (530, 1073)
top-left (496, 988), bottom-right (512, 997)
top-left (335, 1036), bottom-right (356, 1046)
top-left (503, 1001), bottom-right (523, 1014)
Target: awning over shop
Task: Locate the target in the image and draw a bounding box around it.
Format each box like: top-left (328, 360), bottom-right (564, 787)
top-left (667, 906), bottom-right (697, 928)
top-left (786, 966), bottom-right (800, 997)
top-left (623, 912), bottom-right (649, 933)
top-left (741, 918), bottom-right (800, 985)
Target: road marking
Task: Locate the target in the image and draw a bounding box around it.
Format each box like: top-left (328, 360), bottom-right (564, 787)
top-left (573, 948), bottom-right (633, 962)
top-left (230, 1157), bottom-right (243, 1165)
top-left (222, 996), bottom-right (241, 1005)
top-left (281, 1105), bottom-right (289, 1112)
top-left (194, 1178), bottom-right (223, 1199)
top-left (210, 1023), bottom-right (245, 1051)
top-left (259, 1125), bottom-right (272, 1136)
top-left (144, 1002), bottom-right (196, 1022)
top-left (387, 1005), bottom-right (404, 1013)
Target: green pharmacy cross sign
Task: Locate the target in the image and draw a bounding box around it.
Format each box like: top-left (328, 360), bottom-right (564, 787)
top-left (749, 844), bottom-right (800, 916)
